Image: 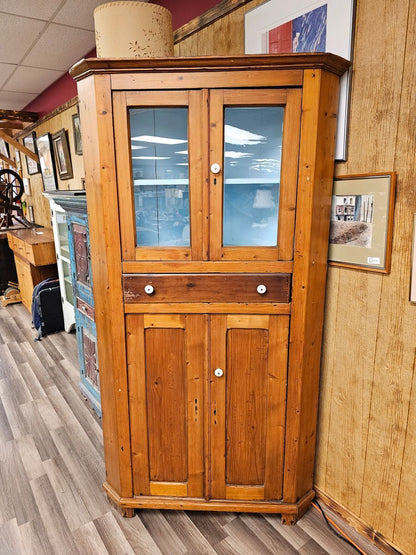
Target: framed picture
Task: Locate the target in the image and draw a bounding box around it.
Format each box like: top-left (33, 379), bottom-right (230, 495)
top-left (52, 128), bottom-right (73, 180)
top-left (0, 138), bottom-right (9, 158)
top-left (27, 205), bottom-right (34, 223)
top-left (328, 173), bottom-right (396, 273)
top-left (72, 112), bottom-right (83, 155)
top-left (244, 0), bottom-right (356, 161)
top-left (36, 133), bottom-right (58, 191)
top-left (23, 177), bottom-right (31, 196)
top-left (23, 132), bottom-right (40, 175)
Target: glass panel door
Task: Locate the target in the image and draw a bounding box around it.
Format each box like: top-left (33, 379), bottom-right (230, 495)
top-left (209, 89), bottom-right (302, 261)
top-left (114, 90), bottom-right (205, 261)
top-left (223, 106), bottom-right (283, 247)
top-left (129, 107), bottom-right (190, 247)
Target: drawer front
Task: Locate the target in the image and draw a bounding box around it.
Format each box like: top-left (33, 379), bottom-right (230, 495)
top-left (76, 298), bottom-right (95, 321)
top-left (123, 274), bottom-right (291, 304)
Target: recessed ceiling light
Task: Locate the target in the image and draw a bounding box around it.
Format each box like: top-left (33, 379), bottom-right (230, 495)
top-left (224, 125), bottom-right (265, 146)
top-left (225, 151), bottom-right (253, 158)
top-left (131, 135), bottom-right (187, 145)
top-left (132, 156), bottom-right (170, 160)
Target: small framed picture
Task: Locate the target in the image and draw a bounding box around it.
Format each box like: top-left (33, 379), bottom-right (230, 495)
top-left (36, 133), bottom-right (58, 191)
top-left (51, 129), bottom-right (73, 180)
top-left (23, 177), bottom-right (31, 196)
top-left (72, 112), bottom-right (83, 155)
top-left (27, 205), bottom-right (35, 223)
top-left (23, 132), bottom-right (40, 175)
top-left (328, 173), bottom-right (396, 273)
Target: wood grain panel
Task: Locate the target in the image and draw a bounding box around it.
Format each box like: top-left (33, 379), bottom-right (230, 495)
top-left (145, 327), bottom-right (188, 483)
top-left (284, 68), bottom-right (340, 504)
top-left (226, 328), bottom-right (268, 485)
top-left (123, 274), bottom-right (291, 303)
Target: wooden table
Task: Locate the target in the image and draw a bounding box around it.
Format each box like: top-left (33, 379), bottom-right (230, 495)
top-left (7, 228), bottom-right (58, 311)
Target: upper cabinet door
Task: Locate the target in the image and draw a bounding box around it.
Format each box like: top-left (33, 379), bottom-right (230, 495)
top-left (114, 90), bottom-right (206, 261)
top-left (209, 89), bottom-right (301, 261)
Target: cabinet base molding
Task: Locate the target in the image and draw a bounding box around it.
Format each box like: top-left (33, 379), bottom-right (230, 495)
top-left (103, 482), bottom-right (315, 524)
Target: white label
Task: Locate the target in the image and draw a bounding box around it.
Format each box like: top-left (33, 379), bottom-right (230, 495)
top-left (367, 257), bottom-right (381, 265)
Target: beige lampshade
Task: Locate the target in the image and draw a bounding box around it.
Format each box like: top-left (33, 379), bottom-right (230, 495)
top-left (94, 1), bottom-right (174, 58)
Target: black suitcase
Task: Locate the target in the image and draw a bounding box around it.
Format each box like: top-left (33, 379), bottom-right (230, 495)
top-left (32, 278), bottom-right (64, 340)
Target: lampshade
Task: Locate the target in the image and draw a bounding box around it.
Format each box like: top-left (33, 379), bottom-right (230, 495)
top-left (94, 1), bottom-right (174, 58)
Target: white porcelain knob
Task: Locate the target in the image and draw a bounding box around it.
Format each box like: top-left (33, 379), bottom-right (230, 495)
top-left (214, 368), bottom-right (224, 377)
top-left (257, 284), bottom-right (267, 295)
top-left (210, 163), bottom-right (221, 174)
top-left (144, 284), bottom-right (154, 295)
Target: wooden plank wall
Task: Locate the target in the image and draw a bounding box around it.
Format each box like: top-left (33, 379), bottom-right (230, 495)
top-left (11, 101), bottom-right (85, 228)
top-left (175, 0), bottom-right (416, 553)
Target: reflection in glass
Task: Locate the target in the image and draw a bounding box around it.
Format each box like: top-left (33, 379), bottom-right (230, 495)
top-left (129, 108), bottom-right (190, 247)
top-left (223, 107), bottom-right (283, 247)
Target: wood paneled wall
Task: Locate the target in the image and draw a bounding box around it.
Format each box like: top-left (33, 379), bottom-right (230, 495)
top-left (14, 101), bottom-right (85, 228)
top-left (175, 1), bottom-right (416, 553)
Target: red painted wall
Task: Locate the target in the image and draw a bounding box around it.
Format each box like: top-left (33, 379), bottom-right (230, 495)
top-left (24, 0), bottom-right (220, 115)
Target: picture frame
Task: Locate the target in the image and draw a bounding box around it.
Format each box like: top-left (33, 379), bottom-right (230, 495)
top-left (36, 133), bottom-right (58, 192)
top-left (72, 112), bottom-right (83, 155)
top-left (27, 205), bottom-right (34, 223)
top-left (51, 128), bottom-right (73, 180)
top-left (23, 177), bottom-right (31, 196)
top-left (328, 173), bottom-right (396, 273)
top-left (23, 132), bottom-right (40, 175)
top-left (244, 0), bottom-right (356, 161)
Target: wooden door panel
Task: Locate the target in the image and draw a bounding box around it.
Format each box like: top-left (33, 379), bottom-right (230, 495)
top-left (146, 327), bottom-right (188, 482)
top-left (127, 314), bottom-right (206, 498)
top-left (210, 314), bottom-right (289, 501)
top-left (226, 328), bottom-right (268, 486)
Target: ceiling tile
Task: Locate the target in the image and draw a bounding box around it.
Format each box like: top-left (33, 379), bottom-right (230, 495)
top-left (53, 0), bottom-right (105, 31)
top-left (0, 63), bottom-right (17, 88)
top-left (0, 90), bottom-right (37, 110)
top-left (0, 14), bottom-right (46, 64)
top-left (0, 0), bottom-right (63, 20)
top-left (22, 23), bottom-right (95, 71)
top-left (4, 66), bottom-right (62, 94)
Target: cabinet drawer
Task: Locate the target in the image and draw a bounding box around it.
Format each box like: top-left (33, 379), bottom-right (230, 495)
top-left (123, 274), bottom-right (291, 303)
top-left (76, 298), bottom-right (95, 321)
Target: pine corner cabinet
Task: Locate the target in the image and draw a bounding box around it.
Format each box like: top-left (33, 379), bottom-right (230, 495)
top-left (70, 53), bottom-right (350, 523)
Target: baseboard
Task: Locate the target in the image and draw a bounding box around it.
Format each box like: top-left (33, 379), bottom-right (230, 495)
top-left (314, 487), bottom-right (402, 555)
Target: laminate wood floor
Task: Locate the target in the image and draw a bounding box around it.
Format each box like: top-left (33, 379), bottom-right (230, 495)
top-left (0, 302), bottom-right (387, 555)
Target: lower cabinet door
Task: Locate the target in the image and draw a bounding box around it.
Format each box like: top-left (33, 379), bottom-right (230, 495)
top-left (210, 314), bottom-right (289, 502)
top-left (126, 312), bottom-right (289, 503)
top-left (126, 314), bottom-right (206, 499)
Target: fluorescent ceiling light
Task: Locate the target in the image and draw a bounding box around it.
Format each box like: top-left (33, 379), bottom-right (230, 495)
top-left (225, 151), bottom-right (253, 158)
top-left (132, 156), bottom-right (170, 160)
top-left (176, 163), bottom-right (188, 166)
top-left (131, 135), bottom-right (187, 145)
top-left (224, 125), bottom-right (265, 146)
top-left (175, 150), bottom-right (188, 155)
top-left (131, 145), bottom-right (146, 150)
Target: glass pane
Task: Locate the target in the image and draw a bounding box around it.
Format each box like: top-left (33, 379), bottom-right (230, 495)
top-left (62, 259), bottom-right (73, 305)
top-left (129, 108), bottom-right (190, 247)
top-left (56, 211), bottom-right (70, 255)
top-left (223, 107), bottom-right (283, 247)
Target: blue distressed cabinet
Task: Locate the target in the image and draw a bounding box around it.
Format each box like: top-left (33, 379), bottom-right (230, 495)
top-left (54, 191), bottom-right (101, 417)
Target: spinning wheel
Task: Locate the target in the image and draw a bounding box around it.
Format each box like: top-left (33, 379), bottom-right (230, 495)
top-left (0, 169), bottom-right (32, 228)
top-left (0, 169), bottom-right (24, 203)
